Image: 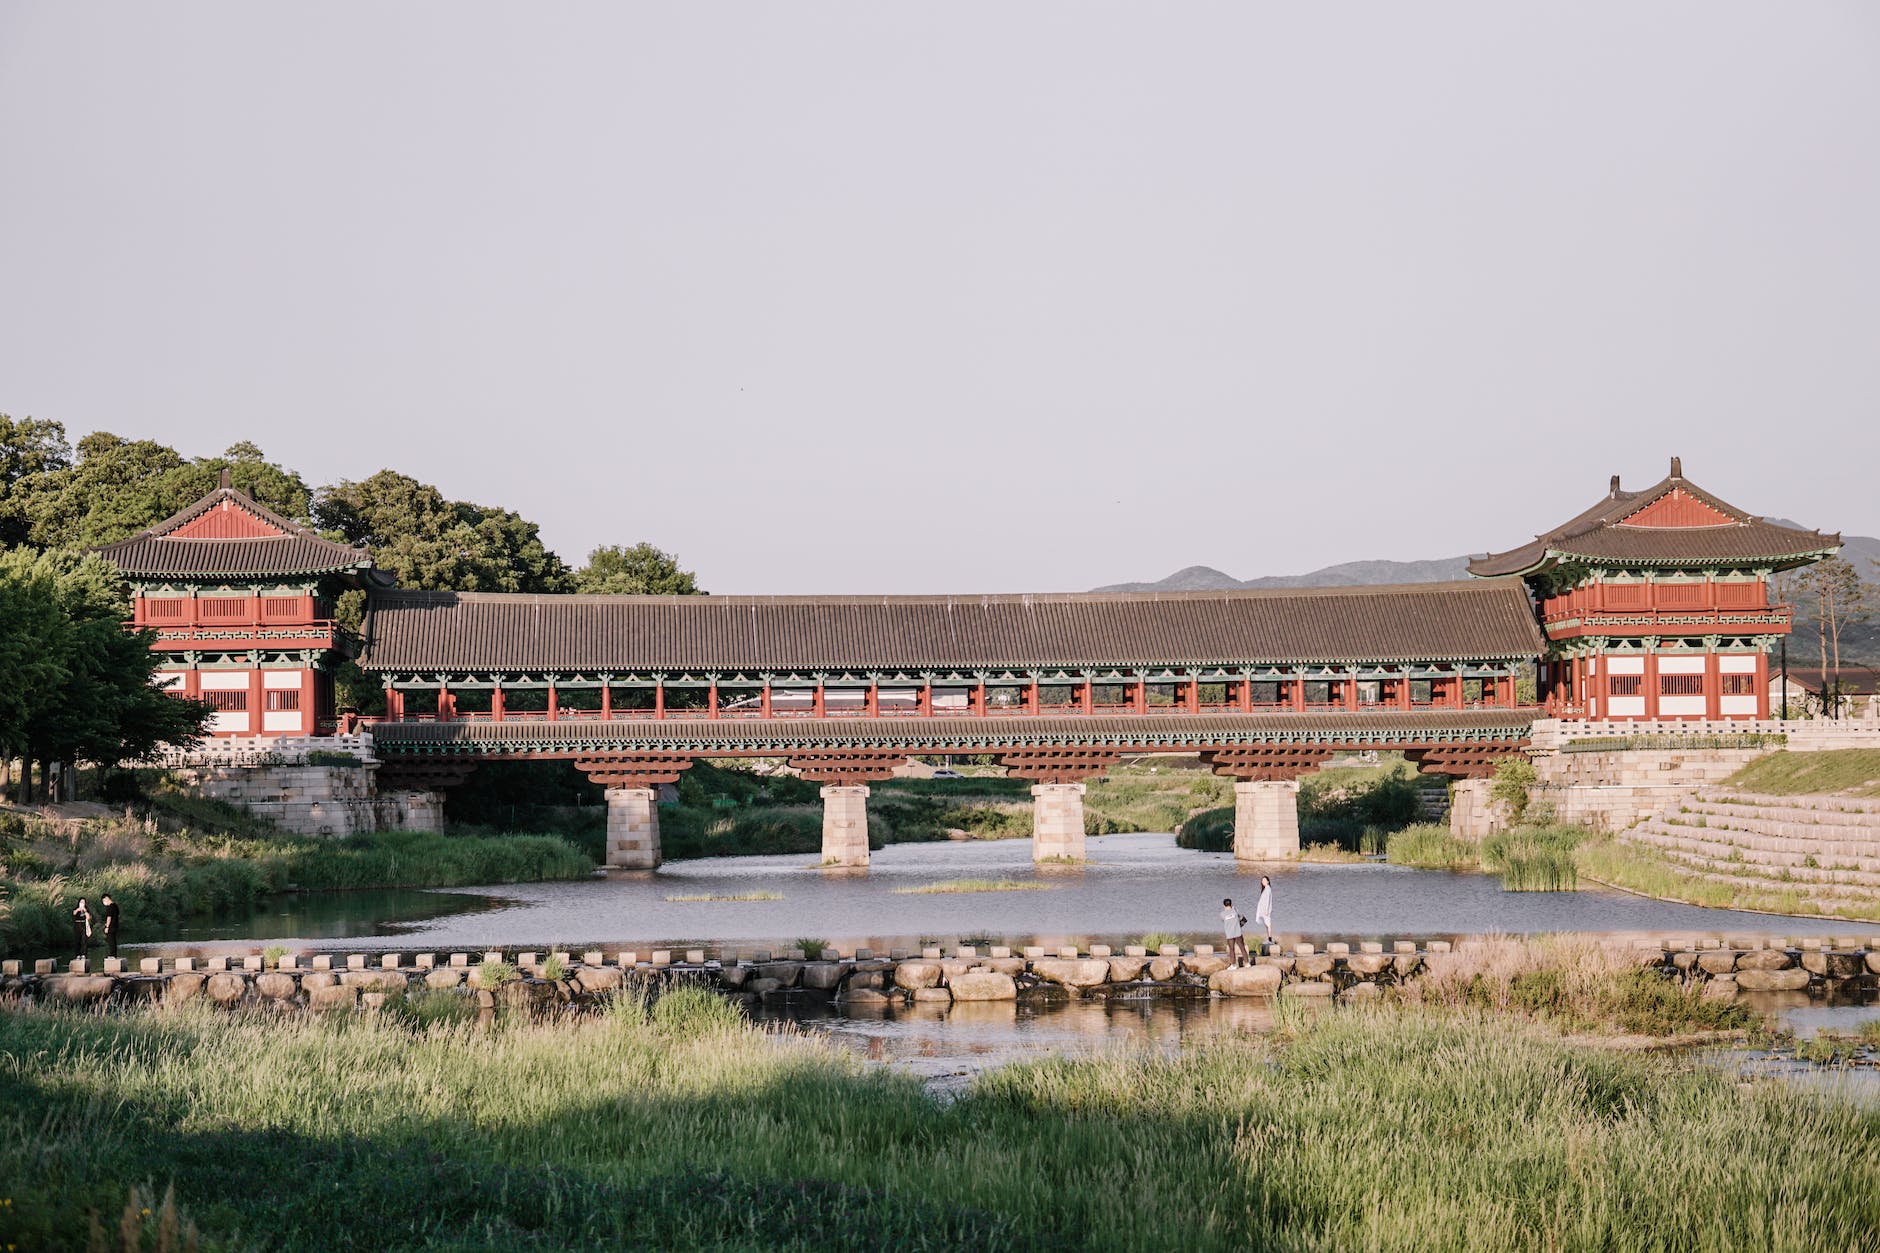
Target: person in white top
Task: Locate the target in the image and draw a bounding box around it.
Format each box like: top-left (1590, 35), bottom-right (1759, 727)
top-left (1254, 875), bottom-right (1274, 947)
top-left (1220, 897), bottom-right (1250, 968)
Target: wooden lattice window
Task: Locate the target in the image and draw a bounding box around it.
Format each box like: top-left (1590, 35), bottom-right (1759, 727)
top-left (198, 598), bottom-right (248, 620)
top-left (261, 596), bottom-right (302, 618)
top-left (1722, 674), bottom-right (1756, 696)
top-left (1715, 582), bottom-right (1762, 607)
top-left (265, 689), bottom-right (301, 711)
top-left (203, 690), bottom-right (248, 711)
top-left (1604, 583), bottom-right (1648, 609)
top-left (143, 598), bottom-right (188, 620)
top-left (1660, 674), bottom-right (1704, 696)
top-left (1609, 676), bottom-right (1643, 696)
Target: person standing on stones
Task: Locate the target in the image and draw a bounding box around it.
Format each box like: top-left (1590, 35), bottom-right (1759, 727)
top-left (100, 894), bottom-right (121, 959)
top-left (1221, 897), bottom-right (1250, 968)
top-left (71, 898), bottom-right (93, 959)
top-left (1254, 875), bottom-right (1274, 947)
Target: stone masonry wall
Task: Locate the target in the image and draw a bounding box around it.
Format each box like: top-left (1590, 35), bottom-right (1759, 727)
top-left (178, 763), bottom-right (442, 838)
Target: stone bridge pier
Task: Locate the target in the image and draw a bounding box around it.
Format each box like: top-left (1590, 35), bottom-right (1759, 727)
top-left (998, 752), bottom-right (1120, 863)
top-left (1232, 780), bottom-right (1301, 861)
top-left (819, 785), bottom-right (872, 867)
top-left (604, 787), bottom-right (661, 869)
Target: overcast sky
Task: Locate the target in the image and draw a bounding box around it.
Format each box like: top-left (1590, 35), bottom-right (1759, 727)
top-left (2, 4), bottom-right (1876, 593)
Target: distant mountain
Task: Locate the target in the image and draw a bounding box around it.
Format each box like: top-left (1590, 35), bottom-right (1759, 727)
top-left (1094, 556), bottom-right (1471, 594)
top-left (1098, 527), bottom-right (1880, 665)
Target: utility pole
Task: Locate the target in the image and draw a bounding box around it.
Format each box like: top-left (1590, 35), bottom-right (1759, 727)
top-left (1780, 637), bottom-right (1789, 721)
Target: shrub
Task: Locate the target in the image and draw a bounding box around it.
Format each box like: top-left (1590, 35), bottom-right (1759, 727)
top-left (1175, 806), bottom-right (1234, 852)
top-left (1489, 758), bottom-right (1538, 822)
top-left (474, 959), bottom-right (518, 988)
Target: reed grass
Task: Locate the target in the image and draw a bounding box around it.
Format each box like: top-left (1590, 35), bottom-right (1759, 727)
top-left (1385, 823), bottom-right (1478, 869)
top-left (0, 977), bottom-right (1873, 1251)
top-left (663, 891), bottom-right (784, 902)
top-left (1573, 835), bottom-right (1880, 921)
top-left (890, 879), bottom-right (1053, 895)
top-left (1481, 825), bottom-right (1583, 891)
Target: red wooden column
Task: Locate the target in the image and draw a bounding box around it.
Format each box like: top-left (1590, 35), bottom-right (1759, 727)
top-left (916, 683), bottom-right (930, 716)
top-left (865, 682), bottom-right (879, 718)
top-left (437, 681), bottom-right (453, 722)
top-left (1081, 680), bottom-right (1094, 715)
top-left (491, 684), bottom-right (506, 721)
top-left (383, 684), bottom-right (401, 720)
top-left (1185, 678), bottom-right (1200, 714)
top-left (1643, 654), bottom-right (1660, 720)
top-left (248, 666), bottom-right (266, 736)
top-left (1237, 678), bottom-right (1252, 713)
top-left (600, 682), bottom-right (612, 720)
top-left (1703, 654), bottom-right (1721, 721)
top-left (1291, 675), bottom-right (1306, 713)
top-left (973, 682), bottom-right (987, 716)
top-left (813, 683), bottom-right (826, 718)
top-left (1395, 673), bottom-right (1411, 710)
top-left (654, 681), bottom-right (666, 720)
top-left (546, 683), bottom-right (559, 722)
top-left (1133, 680), bottom-right (1147, 715)
top-left (1026, 679), bottom-right (1039, 715)
top-left (1343, 675), bottom-right (1358, 710)
top-left (760, 683), bottom-right (772, 718)
top-left (1756, 652), bottom-right (1771, 719)
top-left (708, 681), bottom-right (720, 719)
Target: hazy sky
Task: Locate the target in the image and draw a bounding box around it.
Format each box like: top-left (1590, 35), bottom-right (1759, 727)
top-left (3, 4), bottom-right (1877, 593)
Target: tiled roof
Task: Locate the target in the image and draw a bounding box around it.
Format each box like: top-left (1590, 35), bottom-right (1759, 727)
top-left (1469, 462), bottom-right (1838, 577)
top-left (357, 580), bottom-right (1546, 674)
top-left (98, 486), bottom-right (375, 580)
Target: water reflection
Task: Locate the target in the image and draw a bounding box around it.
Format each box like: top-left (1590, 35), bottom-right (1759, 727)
top-left (395, 831), bottom-right (1850, 951)
top-left (124, 832), bottom-right (1862, 952)
top-left (751, 993), bottom-right (1281, 1095)
top-left (124, 888), bottom-right (508, 951)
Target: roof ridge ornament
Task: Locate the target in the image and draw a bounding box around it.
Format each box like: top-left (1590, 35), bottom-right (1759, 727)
top-left (1669, 455), bottom-right (1683, 479)
top-left (1609, 474), bottom-right (1620, 497)
top-left (219, 467), bottom-right (232, 491)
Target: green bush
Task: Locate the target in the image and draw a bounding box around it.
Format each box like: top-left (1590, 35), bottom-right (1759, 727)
top-left (1175, 806), bottom-right (1234, 852)
top-left (1489, 758), bottom-right (1538, 822)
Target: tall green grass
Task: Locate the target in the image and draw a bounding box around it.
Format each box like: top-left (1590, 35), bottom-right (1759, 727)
top-left (0, 818), bottom-right (591, 959)
top-left (0, 985), bottom-right (1873, 1251)
top-left (1723, 748), bottom-right (1880, 797)
top-left (1481, 826), bottom-right (1584, 891)
top-left (1385, 823), bottom-right (1477, 869)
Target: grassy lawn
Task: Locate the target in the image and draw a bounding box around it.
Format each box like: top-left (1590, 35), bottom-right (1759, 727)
top-left (1, 949), bottom-right (1873, 1252)
top-left (1574, 833), bottom-right (1880, 922)
top-left (1722, 749), bottom-right (1880, 797)
top-left (0, 801), bottom-right (593, 960)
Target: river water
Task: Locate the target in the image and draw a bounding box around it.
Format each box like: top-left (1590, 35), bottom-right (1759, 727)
top-left (139, 832), bottom-right (1860, 954)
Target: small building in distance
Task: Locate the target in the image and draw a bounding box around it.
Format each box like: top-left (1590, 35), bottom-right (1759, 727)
top-left (98, 472), bottom-right (384, 737)
top-left (1471, 458), bottom-right (1839, 721)
top-left (1768, 666), bottom-right (1880, 721)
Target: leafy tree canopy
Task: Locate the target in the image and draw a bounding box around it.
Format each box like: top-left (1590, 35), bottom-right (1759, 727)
top-left (314, 470), bottom-right (572, 595)
top-left (572, 543), bottom-right (701, 596)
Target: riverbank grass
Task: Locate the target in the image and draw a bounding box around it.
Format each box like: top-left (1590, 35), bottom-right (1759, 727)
top-left (1, 972), bottom-right (1874, 1251)
top-left (1384, 823), bottom-right (1476, 869)
top-left (1723, 748), bottom-right (1880, 796)
top-left (663, 891), bottom-right (784, 902)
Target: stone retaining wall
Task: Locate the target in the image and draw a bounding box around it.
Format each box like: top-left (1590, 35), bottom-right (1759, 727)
top-left (7, 934), bottom-right (1876, 1014)
top-left (175, 763), bottom-right (443, 838)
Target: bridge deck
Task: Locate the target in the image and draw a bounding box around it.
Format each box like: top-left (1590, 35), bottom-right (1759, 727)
top-left (369, 709), bottom-right (1537, 758)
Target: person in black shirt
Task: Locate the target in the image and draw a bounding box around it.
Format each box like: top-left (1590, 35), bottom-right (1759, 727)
top-left (71, 899), bottom-right (93, 959)
top-left (100, 894), bottom-right (120, 959)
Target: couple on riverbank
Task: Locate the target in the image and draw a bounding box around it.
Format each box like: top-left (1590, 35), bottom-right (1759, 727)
top-left (1221, 877), bottom-right (1272, 968)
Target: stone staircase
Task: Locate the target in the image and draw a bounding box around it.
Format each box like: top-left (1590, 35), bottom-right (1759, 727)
top-left (1622, 791), bottom-right (1880, 906)
top-left (1416, 783), bottom-right (1451, 824)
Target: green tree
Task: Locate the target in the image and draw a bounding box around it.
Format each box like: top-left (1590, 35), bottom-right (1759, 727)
top-left (314, 471), bottom-right (570, 595)
top-left (572, 543), bottom-right (703, 595)
top-left (0, 548), bottom-right (212, 801)
top-left (0, 415), bottom-right (75, 548)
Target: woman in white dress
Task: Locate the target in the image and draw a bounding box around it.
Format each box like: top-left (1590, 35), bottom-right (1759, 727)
top-left (1254, 875), bottom-right (1274, 946)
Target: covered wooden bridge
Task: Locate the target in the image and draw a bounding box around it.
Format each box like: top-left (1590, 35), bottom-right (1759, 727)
top-left (359, 581), bottom-right (1545, 868)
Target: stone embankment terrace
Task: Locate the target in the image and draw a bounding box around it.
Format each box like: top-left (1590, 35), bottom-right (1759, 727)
top-left (1623, 792), bottom-right (1880, 909)
top-left (5, 935), bottom-right (1878, 1012)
